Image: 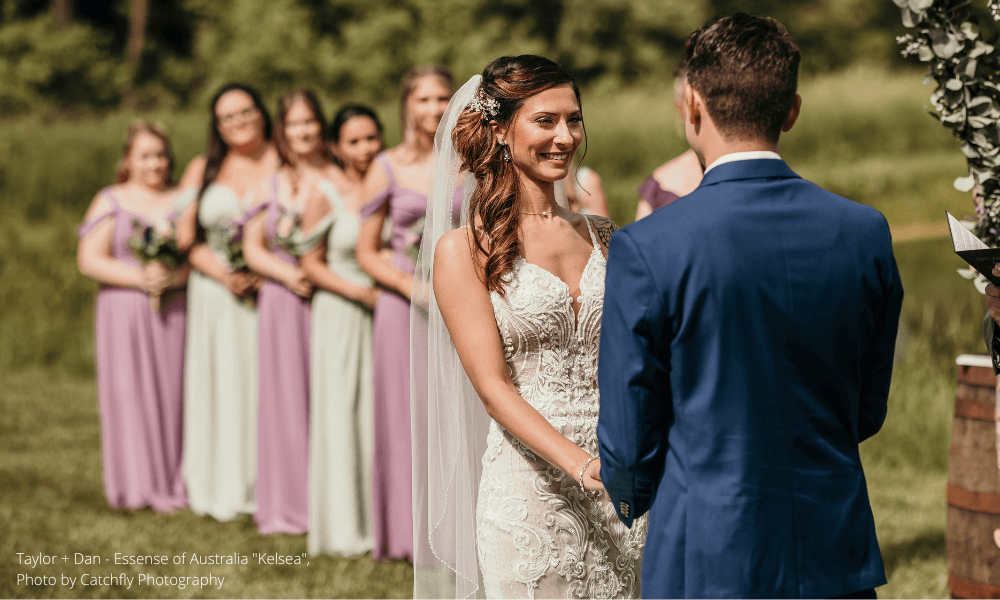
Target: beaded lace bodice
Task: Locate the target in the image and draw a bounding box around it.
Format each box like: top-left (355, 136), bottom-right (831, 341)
top-left (488, 238), bottom-right (605, 458)
top-left (476, 217), bottom-right (646, 600)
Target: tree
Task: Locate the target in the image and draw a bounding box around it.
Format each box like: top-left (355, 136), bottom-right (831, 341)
top-left (124, 0), bottom-right (150, 106)
top-left (50, 0), bottom-right (68, 27)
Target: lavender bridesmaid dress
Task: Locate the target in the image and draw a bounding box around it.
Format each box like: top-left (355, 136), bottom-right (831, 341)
top-left (77, 188), bottom-right (187, 512)
top-left (255, 174), bottom-right (311, 535)
top-left (359, 153), bottom-right (431, 561)
top-left (637, 175), bottom-right (680, 212)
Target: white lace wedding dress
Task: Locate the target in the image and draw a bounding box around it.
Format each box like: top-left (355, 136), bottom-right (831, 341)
top-left (476, 217), bottom-right (648, 600)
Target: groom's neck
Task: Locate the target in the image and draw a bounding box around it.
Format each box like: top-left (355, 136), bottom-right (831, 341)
top-left (695, 134), bottom-right (779, 172)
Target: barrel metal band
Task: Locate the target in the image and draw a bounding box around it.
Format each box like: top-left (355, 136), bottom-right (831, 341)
top-left (948, 484), bottom-right (1000, 514)
top-left (949, 574), bottom-right (1000, 599)
top-left (955, 395), bottom-right (996, 422)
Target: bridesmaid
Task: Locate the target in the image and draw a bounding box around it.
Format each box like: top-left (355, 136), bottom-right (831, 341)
top-left (301, 104), bottom-right (384, 555)
top-left (242, 89), bottom-right (327, 535)
top-left (356, 65), bottom-right (453, 561)
top-left (176, 83), bottom-right (279, 522)
top-left (77, 121), bottom-right (189, 513)
top-left (635, 67), bottom-right (702, 220)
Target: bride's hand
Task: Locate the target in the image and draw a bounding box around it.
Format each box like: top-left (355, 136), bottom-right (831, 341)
top-left (581, 457), bottom-right (606, 495)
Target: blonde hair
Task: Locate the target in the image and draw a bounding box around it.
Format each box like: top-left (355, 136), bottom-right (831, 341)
top-left (115, 121), bottom-right (174, 184)
top-left (399, 65), bottom-right (453, 132)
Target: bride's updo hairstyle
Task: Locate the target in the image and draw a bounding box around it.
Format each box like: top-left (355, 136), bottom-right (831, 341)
top-left (454, 54), bottom-right (581, 296)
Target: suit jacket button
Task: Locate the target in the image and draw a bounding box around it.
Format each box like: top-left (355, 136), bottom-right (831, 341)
top-left (620, 502), bottom-right (630, 517)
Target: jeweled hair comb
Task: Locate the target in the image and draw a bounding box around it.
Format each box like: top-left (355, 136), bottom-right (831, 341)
top-left (467, 88), bottom-right (500, 120)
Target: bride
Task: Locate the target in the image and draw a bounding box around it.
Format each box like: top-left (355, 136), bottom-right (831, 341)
top-left (411, 55), bottom-right (646, 599)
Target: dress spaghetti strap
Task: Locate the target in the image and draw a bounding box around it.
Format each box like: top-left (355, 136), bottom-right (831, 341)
top-left (583, 215), bottom-right (600, 251)
top-left (265, 174), bottom-right (282, 241)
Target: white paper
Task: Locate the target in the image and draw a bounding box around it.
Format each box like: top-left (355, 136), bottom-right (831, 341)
top-left (947, 211), bottom-right (989, 251)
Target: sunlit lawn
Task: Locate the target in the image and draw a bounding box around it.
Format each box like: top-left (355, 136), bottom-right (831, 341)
top-left (0, 236), bottom-right (977, 599)
top-left (0, 367), bottom-right (953, 599)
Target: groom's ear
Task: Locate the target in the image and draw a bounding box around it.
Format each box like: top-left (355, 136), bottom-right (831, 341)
top-left (781, 94), bottom-right (802, 133)
top-left (685, 83), bottom-right (700, 128)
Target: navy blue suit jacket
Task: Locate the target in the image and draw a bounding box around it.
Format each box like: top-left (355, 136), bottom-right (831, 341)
top-left (597, 159), bottom-right (903, 598)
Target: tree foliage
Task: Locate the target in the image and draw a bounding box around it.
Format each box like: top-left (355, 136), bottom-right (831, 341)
top-left (0, 0), bottom-right (910, 115)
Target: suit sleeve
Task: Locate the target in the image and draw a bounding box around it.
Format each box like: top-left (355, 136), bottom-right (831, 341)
top-left (858, 220), bottom-right (904, 442)
top-left (983, 312), bottom-right (1000, 375)
top-left (597, 229), bottom-right (671, 527)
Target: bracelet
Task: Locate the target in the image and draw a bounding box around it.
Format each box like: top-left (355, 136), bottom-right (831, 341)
top-left (578, 455), bottom-right (598, 491)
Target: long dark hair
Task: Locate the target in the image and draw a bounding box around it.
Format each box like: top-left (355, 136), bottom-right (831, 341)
top-left (199, 82), bottom-right (273, 200)
top-left (273, 88), bottom-right (334, 168)
top-left (453, 55), bottom-right (582, 295)
top-left (328, 104), bottom-right (384, 168)
top-left (193, 83), bottom-right (271, 243)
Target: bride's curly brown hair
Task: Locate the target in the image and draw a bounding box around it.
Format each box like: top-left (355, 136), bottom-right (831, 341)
top-left (453, 55), bottom-right (582, 296)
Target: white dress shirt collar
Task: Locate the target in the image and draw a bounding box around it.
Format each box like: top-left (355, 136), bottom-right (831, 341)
top-left (703, 150), bottom-right (782, 174)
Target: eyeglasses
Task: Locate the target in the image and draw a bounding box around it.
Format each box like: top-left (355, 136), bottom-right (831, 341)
top-left (217, 106), bottom-right (259, 127)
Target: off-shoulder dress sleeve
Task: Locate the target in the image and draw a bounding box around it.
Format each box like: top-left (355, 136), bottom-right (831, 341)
top-left (77, 189), bottom-right (118, 238)
top-left (360, 153), bottom-right (395, 220)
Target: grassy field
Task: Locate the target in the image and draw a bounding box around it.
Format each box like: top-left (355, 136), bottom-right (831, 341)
top-left (0, 236), bottom-right (973, 599)
top-left (0, 65), bottom-right (991, 598)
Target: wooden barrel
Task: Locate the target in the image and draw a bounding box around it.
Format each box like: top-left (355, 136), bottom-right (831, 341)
top-left (948, 355), bottom-right (1000, 599)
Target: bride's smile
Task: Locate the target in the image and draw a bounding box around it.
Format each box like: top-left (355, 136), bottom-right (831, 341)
top-left (496, 84), bottom-right (583, 185)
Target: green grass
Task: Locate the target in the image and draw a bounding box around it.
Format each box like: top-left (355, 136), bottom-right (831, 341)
top-left (0, 235), bottom-right (976, 598)
top-left (0, 370), bottom-right (413, 599)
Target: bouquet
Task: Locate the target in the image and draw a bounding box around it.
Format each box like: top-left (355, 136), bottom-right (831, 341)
top-left (127, 218), bottom-right (181, 311)
top-left (223, 220), bottom-right (257, 308)
top-left (274, 210), bottom-right (304, 257)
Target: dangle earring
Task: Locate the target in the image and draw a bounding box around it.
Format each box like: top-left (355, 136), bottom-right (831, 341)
top-left (502, 144), bottom-right (511, 163)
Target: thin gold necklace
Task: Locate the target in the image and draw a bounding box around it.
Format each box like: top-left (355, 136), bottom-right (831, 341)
top-left (521, 207), bottom-right (555, 216)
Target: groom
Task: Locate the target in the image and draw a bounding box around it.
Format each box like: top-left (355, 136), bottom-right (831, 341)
top-left (597, 13), bottom-right (903, 599)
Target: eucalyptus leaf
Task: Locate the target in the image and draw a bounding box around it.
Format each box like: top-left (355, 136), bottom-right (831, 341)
top-left (932, 29), bottom-right (962, 59)
top-left (971, 40), bottom-right (996, 57)
top-left (961, 57), bottom-right (979, 79)
top-left (956, 173), bottom-right (977, 191)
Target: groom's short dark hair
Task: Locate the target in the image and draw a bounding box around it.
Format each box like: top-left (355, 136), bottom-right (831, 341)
top-left (683, 13), bottom-right (800, 144)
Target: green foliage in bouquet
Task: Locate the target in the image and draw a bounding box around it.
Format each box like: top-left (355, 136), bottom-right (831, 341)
top-left (126, 218), bottom-right (182, 269)
top-left (224, 227), bottom-right (249, 272)
top-left (895, 0), bottom-right (1000, 246)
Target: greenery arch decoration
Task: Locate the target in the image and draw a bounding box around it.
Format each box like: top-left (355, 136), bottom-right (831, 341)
top-left (896, 0), bottom-right (1000, 245)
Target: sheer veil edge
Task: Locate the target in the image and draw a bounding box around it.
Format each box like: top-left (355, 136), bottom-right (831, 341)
top-left (410, 74), bottom-right (569, 599)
